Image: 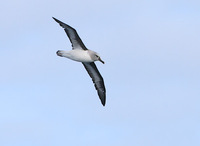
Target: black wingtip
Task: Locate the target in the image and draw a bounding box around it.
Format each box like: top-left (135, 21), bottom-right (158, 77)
top-left (99, 94), bottom-right (106, 106)
top-left (100, 100), bottom-right (105, 106)
top-left (52, 17), bottom-right (60, 23)
top-left (52, 17), bottom-right (68, 29)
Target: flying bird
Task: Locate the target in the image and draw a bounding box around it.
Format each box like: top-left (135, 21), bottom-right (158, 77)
top-left (53, 17), bottom-right (106, 106)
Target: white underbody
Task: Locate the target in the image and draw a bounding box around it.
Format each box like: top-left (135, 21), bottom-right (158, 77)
top-left (58, 49), bottom-right (94, 62)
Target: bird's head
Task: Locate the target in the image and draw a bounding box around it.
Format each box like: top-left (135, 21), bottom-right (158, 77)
top-left (94, 53), bottom-right (105, 64)
top-left (88, 50), bottom-right (105, 64)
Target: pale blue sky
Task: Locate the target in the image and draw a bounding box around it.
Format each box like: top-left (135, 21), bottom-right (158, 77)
top-left (0, 0), bottom-right (200, 146)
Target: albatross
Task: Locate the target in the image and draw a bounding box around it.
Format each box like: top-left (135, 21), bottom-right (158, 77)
top-left (53, 17), bottom-right (106, 106)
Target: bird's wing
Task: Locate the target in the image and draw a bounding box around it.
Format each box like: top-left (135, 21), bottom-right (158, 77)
top-left (82, 62), bottom-right (106, 106)
top-left (53, 17), bottom-right (87, 50)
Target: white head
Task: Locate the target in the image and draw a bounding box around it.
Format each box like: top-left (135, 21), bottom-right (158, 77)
top-left (89, 50), bottom-right (105, 64)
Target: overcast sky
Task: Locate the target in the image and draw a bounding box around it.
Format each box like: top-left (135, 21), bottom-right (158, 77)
top-left (0, 0), bottom-right (200, 146)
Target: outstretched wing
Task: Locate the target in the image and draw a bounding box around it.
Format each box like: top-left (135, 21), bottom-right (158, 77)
top-left (53, 17), bottom-right (87, 50)
top-left (82, 62), bottom-right (106, 106)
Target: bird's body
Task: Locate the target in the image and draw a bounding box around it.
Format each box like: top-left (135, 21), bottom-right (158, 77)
top-left (53, 17), bottom-right (106, 106)
top-left (57, 49), bottom-right (99, 63)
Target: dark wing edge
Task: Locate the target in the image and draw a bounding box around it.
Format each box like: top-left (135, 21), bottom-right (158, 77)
top-left (82, 62), bottom-right (106, 106)
top-left (52, 17), bottom-right (87, 50)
